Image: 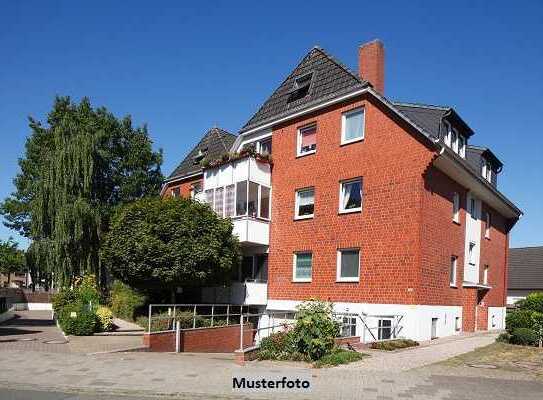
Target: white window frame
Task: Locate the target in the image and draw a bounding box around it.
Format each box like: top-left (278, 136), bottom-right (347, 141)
top-left (484, 212), bottom-right (491, 239)
top-left (468, 242), bottom-right (476, 265)
top-left (336, 248), bottom-right (360, 282)
top-left (339, 178), bottom-right (363, 214)
top-left (483, 265), bottom-right (489, 285)
top-left (451, 128), bottom-right (459, 153)
top-left (458, 135), bottom-right (466, 158)
top-left (377, 318), bottom-right (393, 340)
top-left (341, 107), bottom-right (365, 145)
top-left (444, 121), bottom-right (452, 146)
top-left (452, 192), bottom-right (460, 223)
top-left (292, 252), bottom-right (312, 282)
top-left (450, 256), bottom-right (457, 287)
top-left (482, 159), bottom-right (492, 182)
top-left (297, 124), bottom-right (317, 157)
top-left (294, 187), bottom-right (315, 220)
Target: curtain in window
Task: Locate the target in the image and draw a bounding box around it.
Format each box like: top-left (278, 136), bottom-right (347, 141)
top-left (295, 253), bottom-right (312, 279)
top-left (205, 189), bottom-right (214, 208)
top-left (214, 187), bottom-right (224, 216)
top-left (342, 180), bottom-right (362, 210)
top-left (300, 126), bottom-right (316, 152)
top-left (340, 250), bottom-right (359, 278)
top-left (344, 110), bottom-right (364, 140)
top-left (224, 185), bottom-right (235, 217)
top-left (298, 189), bottom-right (314, 216)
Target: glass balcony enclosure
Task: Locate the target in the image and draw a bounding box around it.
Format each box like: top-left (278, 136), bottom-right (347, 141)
top-left (202, 156), bottom-right (271, 246)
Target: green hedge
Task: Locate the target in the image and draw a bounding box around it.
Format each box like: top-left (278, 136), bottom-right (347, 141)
top-left (110, 281), bottom-right (145, 321)
top-left (510, 328), bottom-right (538, 346)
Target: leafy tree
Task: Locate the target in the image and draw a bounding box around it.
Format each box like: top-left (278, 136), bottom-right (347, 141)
top-left (0, 238), bottom-right (26, 286)
top-left (1, 97), bottom-right (163, 287)
top-left (101, 197), bottom-right (240, 302)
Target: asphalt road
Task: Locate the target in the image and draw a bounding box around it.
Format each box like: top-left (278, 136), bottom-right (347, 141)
top-left (0, 388), bottom-right (167, 400)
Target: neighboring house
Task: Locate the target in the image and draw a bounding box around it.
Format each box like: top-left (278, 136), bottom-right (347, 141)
top-left (162, 40), bottom-right (522, 342)
top-left (507, 246), bottom-right (543, 305)
top-left (0, 272), bottom-right (28, 288)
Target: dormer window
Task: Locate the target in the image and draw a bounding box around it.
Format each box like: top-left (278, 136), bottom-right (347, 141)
top-left (193, 148), bottom-right (207, 164)
top-left (443, 121), bottom-right (466, 158)
top-left (288, 72), bottom-right (313, 102)
top-left (482, 159), bottom-right (492, 182)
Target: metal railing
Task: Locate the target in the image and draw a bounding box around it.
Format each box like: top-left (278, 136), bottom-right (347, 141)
top-left (146, 303), bottom-right (263, 333)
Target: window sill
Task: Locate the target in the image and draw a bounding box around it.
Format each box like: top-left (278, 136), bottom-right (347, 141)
top-left (452, 219), bottom-right (461, 226)
top-left (296, 150), bottom-right (316, 158)
top-left (294, 215), bottom-right (314, 221)
top-left (485, 236), bottom-right (491, 240)
top-left (450, 284), bottom-right (458, 288)
top-left (292, 279), bottom-right (312, 283)
top-left (336, 278), bottom-right (359, 283)
top-left (340, 137), bottom-right (364, 146)
top-left (338, 208), bottom-right (361, 215)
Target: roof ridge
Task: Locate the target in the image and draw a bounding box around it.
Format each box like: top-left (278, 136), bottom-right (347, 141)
top-left (393, 101), bottom-right (450, 111)
top-left (212, 127), bottom-right (236, 151)
top-left (511, 246), bottom-right (543, 250)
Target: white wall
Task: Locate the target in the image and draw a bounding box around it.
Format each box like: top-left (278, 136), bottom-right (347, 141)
top-left (266, 299), bottom-right (463, 342)
top-left (488, 306), bottom-right (506, 330)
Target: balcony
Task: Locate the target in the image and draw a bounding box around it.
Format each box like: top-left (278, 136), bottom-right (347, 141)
top-left (202, 156), bottom-right (271, 245)
top-left (201, 281), bottom-right (268, 306)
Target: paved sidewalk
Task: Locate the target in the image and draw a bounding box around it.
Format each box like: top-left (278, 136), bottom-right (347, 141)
top-left (0, 310), bottom-right (143, 354)
top-left (1, 332), bottom-right (542, 399)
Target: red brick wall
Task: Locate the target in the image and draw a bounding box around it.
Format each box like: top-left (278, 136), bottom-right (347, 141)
top-left (143, 324), bottom-right (254, 353)
top-left (162, 175), bottom-right (203, 199)
top-left (267, 94), bottom-right (436, 304)
top-left (181, 324), bottom-right (254, 353)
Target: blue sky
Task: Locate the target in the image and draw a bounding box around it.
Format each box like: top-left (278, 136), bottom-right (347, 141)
top-left (1, 1), bottom-right (542, 249)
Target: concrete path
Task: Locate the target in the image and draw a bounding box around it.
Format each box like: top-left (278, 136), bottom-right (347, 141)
top-left (1, 331), bottom-right (542, 399)
top-left (338, 331), bottom-right (500, 371)
top-left (0, 310), bottom-right (143, 354)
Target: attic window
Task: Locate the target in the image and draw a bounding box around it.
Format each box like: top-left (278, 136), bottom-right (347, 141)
top-left (193, 148), bottom-right (207, 164)
top-left (288, 72), bottom-right (313, 102)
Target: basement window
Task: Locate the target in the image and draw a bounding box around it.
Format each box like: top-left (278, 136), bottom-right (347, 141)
top-left (378, 319), bottom-right (392, 340)
top-left (288, 72), bottom-right (313, 102)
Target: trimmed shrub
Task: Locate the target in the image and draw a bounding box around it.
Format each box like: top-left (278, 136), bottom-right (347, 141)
top-left (506, 309), bottom-right (535, 332)
top-left (370, 339), bottom-right (419, 351)
top-left (313, 349), bottom-right (366, 368)
top-left (510, 328), bottom-right (538, 346)
top-left (257, 330), bottom-right (297, 360)
top-left (110, 281), bottom-right (146, 321)
top-left (96, 306), bottom-right (114, 332)
top-left (58, 304), bottom-right (97, 336)
top-left (517, 292), bottom-right (543, 313)
top-left (290, 300), bottom-right (340, 360)
top-left (52, 289), bottom-right (78, 314)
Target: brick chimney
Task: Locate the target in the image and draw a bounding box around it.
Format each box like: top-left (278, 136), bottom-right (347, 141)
top-left (359, 40), bottom-right (385, 94)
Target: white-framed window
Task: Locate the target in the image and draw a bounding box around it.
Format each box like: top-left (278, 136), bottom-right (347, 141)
top-left (214, 187), bottom-right (224, 216)
top-left (484, 211), bottom-right (491, 239)
top-left (260, 186), bottom-right (271, 219)
top-left (483, 265), bottom-right (489, 285)
top-left (470, 198), bottom-right (477, 220)
top-left (444, 121), bottom-right (452, 146)
top-left (224, 184), bottom-right (235, 217)
top-left (450, 256), bottom-right (457, 287)
top-left (482, 159), bottom-right (492, 182)
top-left (171, 187), bottom-right (181, 198)
top-left (378, 319), bottom-right (392, 340)
top-left (337, 248), bottom-right (360, 282)
top-left (205, 189), bottom-right (214, 208)
top-left (293, 252), bottom-right (312, 282)
top-left (340, 316), bottom-right (357, 337)
top-left (455, 317), bottom-right (461, 332)
top-left (259, 138), bottom-right (272, 156)
top-left (297, 124), bottom-right (317, 156)
top-left (341, 108), bottom-right (365, 144)
top-left (339, 178), bottom-right (362, 213)
top-left (468, 242), bottom-right (476, 265)
top-left (452, 192), bottom-right (460, 223)
top-left (458, 135), bottom-right (466, 158)
top-left (190, 181), bottom-right (202, 199)
top-left (451, 128), bottom-right (458, 153)
top-left (295, 188), bottom-right (315, 219)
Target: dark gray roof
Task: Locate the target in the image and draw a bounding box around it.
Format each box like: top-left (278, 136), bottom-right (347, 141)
top-left (508, 247), bottom-right (543, 290)
top-left (393, 102), bottom-right (450, 139)
top-left (240, 46), bottom-right (369, 133)
top-left (167, 127), bottom-right (236, 181)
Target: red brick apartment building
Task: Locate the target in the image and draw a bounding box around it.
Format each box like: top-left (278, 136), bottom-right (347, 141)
top-left (162, 40), bottom-right (521, 342)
